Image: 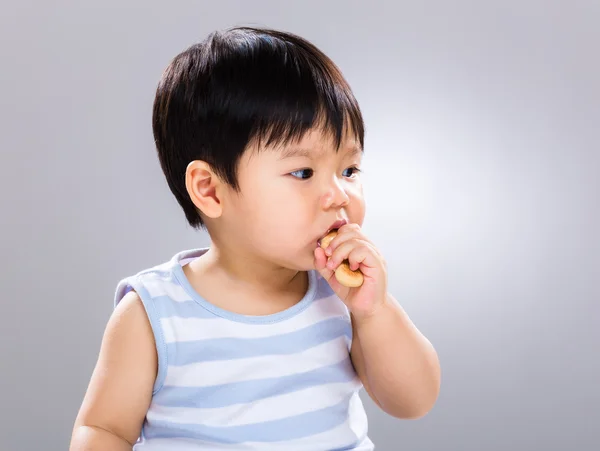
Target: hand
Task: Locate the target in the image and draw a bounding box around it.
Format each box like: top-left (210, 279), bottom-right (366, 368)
top-left (314, 223), bottom-right (388, 320)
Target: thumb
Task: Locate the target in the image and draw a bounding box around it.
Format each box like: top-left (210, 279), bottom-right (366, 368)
top-left (314, 247), bottom-right (334, 280)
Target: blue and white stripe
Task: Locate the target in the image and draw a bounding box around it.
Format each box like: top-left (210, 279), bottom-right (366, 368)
top-left (115, 249), bottom-right (373, 450)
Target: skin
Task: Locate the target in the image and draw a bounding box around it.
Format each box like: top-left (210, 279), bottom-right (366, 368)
top-left (70, 126), bottom-right (441, 450)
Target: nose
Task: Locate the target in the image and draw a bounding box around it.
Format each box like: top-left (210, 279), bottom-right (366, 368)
top-left (321, 176), bottom-right (350, 210)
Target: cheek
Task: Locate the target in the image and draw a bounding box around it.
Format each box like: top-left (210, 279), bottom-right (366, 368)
top-left (261, 186), bottom-right (316, 238)
top-left (243, 179), bottom-right (308, 226)
top-left (348, 183), bottom-right (366, 224)
top-left (238, 172), bottom-right (281, 209)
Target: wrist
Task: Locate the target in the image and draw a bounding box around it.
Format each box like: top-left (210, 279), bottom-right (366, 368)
top-left (351, 293), bottom-right (394, 326)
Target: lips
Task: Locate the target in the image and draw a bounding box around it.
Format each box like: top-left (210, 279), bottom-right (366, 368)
top-left (317, 218), bottom-right (348, 246)
top-left (326, 219), bottom-right (348, 235)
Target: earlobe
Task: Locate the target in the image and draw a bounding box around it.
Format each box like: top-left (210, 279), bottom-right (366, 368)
top-left (185, 160), bottom-right (223, 219)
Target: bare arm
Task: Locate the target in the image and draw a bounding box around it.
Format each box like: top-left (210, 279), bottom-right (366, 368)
top-left (70, 291), bottom-right (157, 450)
top-left (350, 294), bottom-right (441, 419)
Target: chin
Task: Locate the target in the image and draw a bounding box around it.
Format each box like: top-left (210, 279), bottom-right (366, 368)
top-left (301, 253), bottom-right (320, 272)
top-left (280, 252), bottom-right (317, 272)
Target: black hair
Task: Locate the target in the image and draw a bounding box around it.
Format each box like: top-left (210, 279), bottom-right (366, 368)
top-left (152, 26), bottom-right (365, 229)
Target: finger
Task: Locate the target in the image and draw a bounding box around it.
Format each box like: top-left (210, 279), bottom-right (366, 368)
top-left (337, 222), bottom-right (362, 234)
top-left (314, 247), bottom-right (334, 279)
top-left (315, 247), bottom-right (353, 299)
top-left (313, 247), bottom-right (329, 271)
top-left (332, 226), bottom-right (384, 261)
top-left (326, 239), bottom-right (371, 271)
top-left (346, 245), bottom-right (379, 272)
top-left (323, 224), bottom-right (365, 256)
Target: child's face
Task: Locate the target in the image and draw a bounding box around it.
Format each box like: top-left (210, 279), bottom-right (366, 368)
top-left (222, 127), bottom-right (365, 271)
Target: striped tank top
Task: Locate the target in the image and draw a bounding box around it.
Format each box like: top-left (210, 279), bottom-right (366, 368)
top-left (114, 248), bottom-right (374, 450)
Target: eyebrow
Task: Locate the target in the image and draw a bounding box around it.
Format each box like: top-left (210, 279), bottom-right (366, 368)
top-left (278, 145), bottom-right (363, 160)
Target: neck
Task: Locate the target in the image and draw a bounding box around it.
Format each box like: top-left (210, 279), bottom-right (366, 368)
top-left (190, 240), bottom-right (307, 297)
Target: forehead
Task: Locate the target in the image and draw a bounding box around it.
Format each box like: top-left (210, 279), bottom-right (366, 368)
top-left (277, 144), bottom-right (362, 161)
top-left (269, 128), bottom-right (363, 160)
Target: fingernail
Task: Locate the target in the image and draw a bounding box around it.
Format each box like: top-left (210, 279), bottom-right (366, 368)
top-left (325, 247), bottom-right (332, 256)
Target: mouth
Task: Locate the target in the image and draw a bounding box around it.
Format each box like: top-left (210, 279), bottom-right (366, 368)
top-left (317, 219), bottom-right (348, 246)
top-left (326, 219), bottom-right (348, 235)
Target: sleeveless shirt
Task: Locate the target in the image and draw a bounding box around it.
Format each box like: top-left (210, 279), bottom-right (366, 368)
top-left (114, 248), bottom-right (374, 450)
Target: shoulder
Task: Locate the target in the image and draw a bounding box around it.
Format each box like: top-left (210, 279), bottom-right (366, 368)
top-left (113, 289), bottom-right (145, 319)
top-left (103, 290), bottom-right (158, 393)
top-left (72, 289), bottom-right (157, 446)
top-left (113, 250), bottom-right (195, 307)
top-left (108, 290), bottom-right (156, 354)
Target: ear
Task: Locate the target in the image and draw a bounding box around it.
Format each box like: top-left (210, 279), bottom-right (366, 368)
top-left (185, 160), bottom-right (224, 219)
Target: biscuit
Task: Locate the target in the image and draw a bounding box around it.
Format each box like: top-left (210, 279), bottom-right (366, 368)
top-left (319, 230), bottom-right (364, 288)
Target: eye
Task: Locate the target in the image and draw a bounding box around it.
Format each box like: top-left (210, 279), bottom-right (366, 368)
top-left (342, 166), bottom-right (361, 178)
top-left (289, 168), bottom-right (314, 180)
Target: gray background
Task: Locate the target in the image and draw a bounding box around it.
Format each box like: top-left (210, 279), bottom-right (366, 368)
top-left (1, 1), bottom-right (598, 450)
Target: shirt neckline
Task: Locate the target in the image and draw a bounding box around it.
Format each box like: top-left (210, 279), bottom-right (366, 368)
top-left (170, 248), bottom-right (318, 324)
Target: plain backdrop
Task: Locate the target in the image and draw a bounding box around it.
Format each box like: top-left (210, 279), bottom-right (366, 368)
top-left (1, 1), bottom-right (598, 450)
